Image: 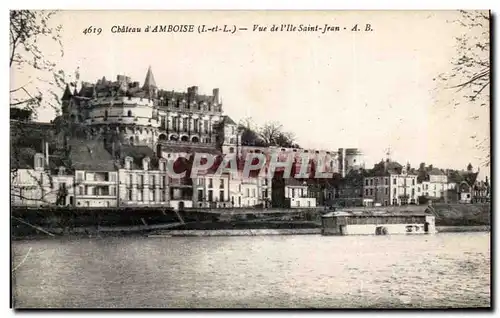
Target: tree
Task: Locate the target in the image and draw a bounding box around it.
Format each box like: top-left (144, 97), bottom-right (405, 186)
top-left (10, 10), bottom-right (65, 118)
top-left (239, 125), bottom-right (264, 146)
top-left (10, 11), bottom-right (69, 207)
top-left (435, 10), bottom-right (490, 165)
top-left (259, 121), bottom-right (283, 145)
top-left (274, 131), bottom-right (297, 148)
top-left (259, 121), bottom-right (300, 148)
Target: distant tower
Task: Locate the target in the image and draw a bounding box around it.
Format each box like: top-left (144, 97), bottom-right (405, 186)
top-left (467, 163), bottom-right (473, 172)
top-left (338, 148), bottom-right (364, 178)
top-left (385, 147), bottom-right (392, 161)
top-left (74, 66), bottom-right (81, 93)
top-left (143, 66), bottom-right (157, 99)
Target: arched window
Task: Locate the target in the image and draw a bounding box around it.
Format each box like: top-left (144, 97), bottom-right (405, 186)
top-left (129, 136), bottom-right (134, 145)
top-left (229, 147), bottom-right (235, 153)
top-left (181, 135), bottom-right (189, 142)
top-left (127, 110), bottom-right (132, 117)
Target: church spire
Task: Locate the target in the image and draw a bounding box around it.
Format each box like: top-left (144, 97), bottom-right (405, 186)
top-left (143, 66), bottom-right (157, 89)
top-left (62, 84), bottom-right (72, 101)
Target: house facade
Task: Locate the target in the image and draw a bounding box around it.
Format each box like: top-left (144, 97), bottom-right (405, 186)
top-left (364, 160), bottom-right (419, 206)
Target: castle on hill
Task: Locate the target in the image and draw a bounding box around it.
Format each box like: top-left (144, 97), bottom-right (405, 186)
top-left (59, 66), bottom-right (364, 176)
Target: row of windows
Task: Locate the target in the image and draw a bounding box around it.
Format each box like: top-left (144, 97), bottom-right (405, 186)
top-left (124, 175), bottom-right (230, 188)
top-left (103, 110), bottom-right (133, 119)
top-left (128, 174), bottom-right (166, 186)
top-left (156, 99), bottom-right (221, 112)
top-left (76, 172), bottom-right (116, 182)
top-left (288, 188), bottom-right (307, 198)
top-left (197, 189), bottom-right (226, 202)
top-left (337, 216), bottom-right (426, 225)
top-left (364, 188), bottom-right (417, 196)
top-left (127, 188), bottom-right (167, 202)
top-left (365, 178), bottom-right (416, 186)
top-left (76, 186), bottom-right (116, 196)
top-left (161, 117), bottom-right (212, 131)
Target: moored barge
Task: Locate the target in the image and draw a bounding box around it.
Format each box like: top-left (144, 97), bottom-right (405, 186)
top-left (321, 206), bottom-right (436, 236)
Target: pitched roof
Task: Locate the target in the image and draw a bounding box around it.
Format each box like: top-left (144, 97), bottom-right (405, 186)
top-left (118, 145), bottom-right (159, 169)
top-left (285, 178), bottom-right (308, 187)
top-left (428, 168), bottom-right (445, 176)
top-left (368, 160), bottom-right (403, 176)
top-left (67, 139), bottom-right (116, 171)
top-left (143, 66), bottom-right (157, 89)
top-left (223, 115), bottom-right (237, 125)
top-left (463, 171), bottom-right (479, 186)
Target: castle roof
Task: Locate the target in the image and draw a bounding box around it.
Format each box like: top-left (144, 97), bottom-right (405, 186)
top-left (142, 66), bottom-right (157, 89)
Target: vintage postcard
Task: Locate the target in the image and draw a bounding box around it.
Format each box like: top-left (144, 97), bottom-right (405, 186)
top-left (10, 10), bottom-right (491, 309)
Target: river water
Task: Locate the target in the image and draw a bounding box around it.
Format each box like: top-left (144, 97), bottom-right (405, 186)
top-left (11, 232), bottom-right (490, 308)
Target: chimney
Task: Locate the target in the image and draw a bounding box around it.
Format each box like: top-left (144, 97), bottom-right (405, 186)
top-left (45, 141), bottom-right (49, 166)
top-left (213, 88), bottom-right (220, 103)
top-left (192, 86), bottom-right (198, 96)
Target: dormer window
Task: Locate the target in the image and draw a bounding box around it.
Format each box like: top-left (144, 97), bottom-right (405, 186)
top-left (125, 157), bottom-right (133, 170)
top-left (159, 159), bottom-right (166, 171)
top-left (143, 157), bottom-right (150, 171)
top-left (34, 153), bottom-right (44, 170)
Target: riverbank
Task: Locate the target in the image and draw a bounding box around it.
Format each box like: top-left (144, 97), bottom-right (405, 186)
top-left (436, 225), bottom-right (490, 233)
top-left (432, 203), bottom-right (490, 226)
top-left (12, 225), bottom-right (489, 240)
top-left (149, 228), bottom-right (321, 237)
top-left (149, 226), bottom-right (490, 237)
top-left (11, 203), bottom-right (491, 239)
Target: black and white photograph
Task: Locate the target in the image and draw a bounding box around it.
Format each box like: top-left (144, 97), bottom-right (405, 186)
top-left (9, 9), bottom-right (491, 309)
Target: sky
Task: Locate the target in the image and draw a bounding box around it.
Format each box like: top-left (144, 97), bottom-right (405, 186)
top-left (10, 10), bottom-right (491, 178)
